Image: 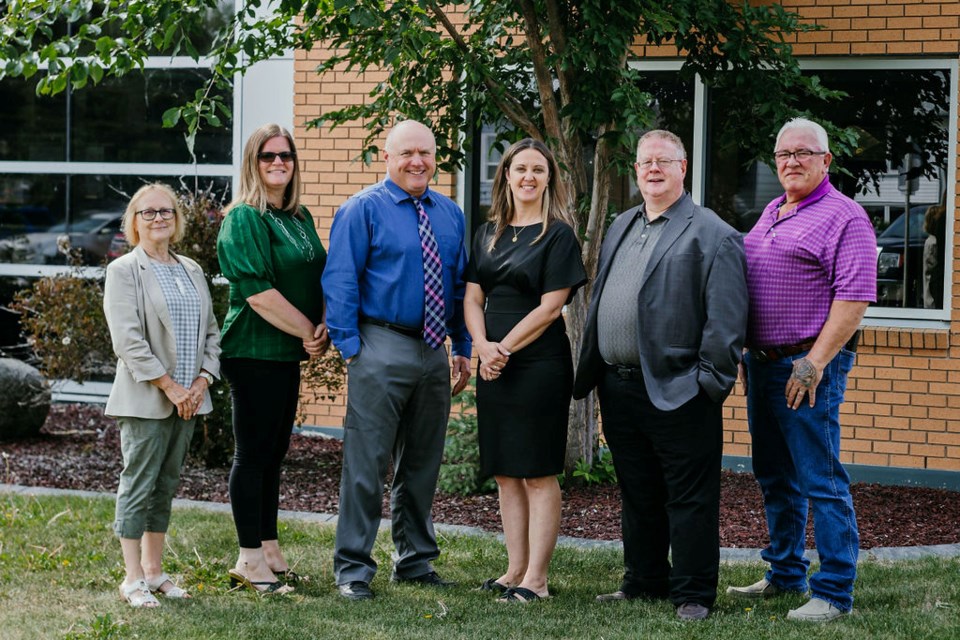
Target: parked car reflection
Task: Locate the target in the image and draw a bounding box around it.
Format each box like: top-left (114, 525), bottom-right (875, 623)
top-left (0, 212), bottom-right (123, 265)
top-left (875, 206), bottom-right (938, 308)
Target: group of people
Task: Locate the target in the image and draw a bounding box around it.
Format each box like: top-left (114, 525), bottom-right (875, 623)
top-left (102, 115), bottom-right (876, 624)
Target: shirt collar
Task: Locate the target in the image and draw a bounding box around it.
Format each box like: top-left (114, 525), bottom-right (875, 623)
top-left (383, 176), bottom-right (434, 206)
top-left (774, 175), bottom-right (833, 214)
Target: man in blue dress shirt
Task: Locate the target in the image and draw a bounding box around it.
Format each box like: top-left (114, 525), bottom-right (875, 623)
top-left (323, 120), bottom-right (472, 600)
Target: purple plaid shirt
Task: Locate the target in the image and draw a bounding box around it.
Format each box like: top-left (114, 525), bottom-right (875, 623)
top-left (744, 176), bottom-right (877, 348)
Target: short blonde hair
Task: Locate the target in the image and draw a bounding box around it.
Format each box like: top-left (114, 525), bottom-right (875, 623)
top-left (122, 183), bottom-right (184, 246)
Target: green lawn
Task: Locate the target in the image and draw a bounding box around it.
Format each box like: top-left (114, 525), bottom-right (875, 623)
top-left (1, 493), bottom-right (958, 640)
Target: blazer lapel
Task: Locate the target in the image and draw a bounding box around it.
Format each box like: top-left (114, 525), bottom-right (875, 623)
top-left (594, 206), bottom-right (641, 294)
top-left (639, 193), bottom-right (694, 291)
top-left (134, 246), bottom-right (175, 337)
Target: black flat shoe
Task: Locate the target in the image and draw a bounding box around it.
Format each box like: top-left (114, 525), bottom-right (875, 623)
top-left (338, 581), bottom-right (374, 601)
top-left (479, 578), bottom-right (509, 594)
top-left (391, 571), bottom-right (457, 587)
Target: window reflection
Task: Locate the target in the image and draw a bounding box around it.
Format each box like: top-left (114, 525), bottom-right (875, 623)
top-left (71, 69), bottom-right (232, 164)
top-left (0, 79), bottom-right (67, 162)
top-left (0, 174), bottom-right (230, 266)
top-left (705, 68), bottom-right (950, 310)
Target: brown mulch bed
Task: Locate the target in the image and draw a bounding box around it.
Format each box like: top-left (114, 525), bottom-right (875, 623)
top-left (3, 404), bottom-right (960, 550)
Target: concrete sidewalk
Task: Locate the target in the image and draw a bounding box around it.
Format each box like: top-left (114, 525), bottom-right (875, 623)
top-left (3, 483), bottom-right (958, 562)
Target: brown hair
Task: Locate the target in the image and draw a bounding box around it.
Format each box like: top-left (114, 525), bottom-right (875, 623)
top-left (486, 138), bottom-right (573, 251)
top-left (225, 123), bottom-right (302, 216)
top-left (122, 183), bottom-right (184, 246)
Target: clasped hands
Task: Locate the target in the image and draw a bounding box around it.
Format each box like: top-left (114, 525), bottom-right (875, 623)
top-left (477, 340), bottom-right (511, 382)
top-left (303, 323), bottom-right (330, 358)
top-left (163, 377), bottom-right (208, 421)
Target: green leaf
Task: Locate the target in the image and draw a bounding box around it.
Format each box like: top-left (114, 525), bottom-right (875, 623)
top-left (162, 106), bottom-right (182, 128)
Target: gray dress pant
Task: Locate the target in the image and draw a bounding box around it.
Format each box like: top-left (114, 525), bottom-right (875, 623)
top-left (333, 323), bottom-right (451, 585)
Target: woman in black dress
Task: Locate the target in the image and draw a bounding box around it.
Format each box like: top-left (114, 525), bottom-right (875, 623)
top-left (464, 138), bottom-right (586, 602)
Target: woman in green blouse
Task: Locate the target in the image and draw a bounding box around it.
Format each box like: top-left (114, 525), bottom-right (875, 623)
top-left (217, 124), bottom-right (328, 594)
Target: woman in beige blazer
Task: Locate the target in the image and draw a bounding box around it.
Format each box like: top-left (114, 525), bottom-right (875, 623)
top-left (103, 183), bottom-right (220, 608)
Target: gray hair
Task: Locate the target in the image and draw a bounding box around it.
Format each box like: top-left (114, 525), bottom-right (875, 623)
top-left (636, 129), bottom-right (687, 161)
top-left (775, 117), bottom-right (830, 153)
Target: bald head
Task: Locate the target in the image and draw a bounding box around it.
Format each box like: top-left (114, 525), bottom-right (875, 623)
top-left (384, 120), bottom-right (437, 197)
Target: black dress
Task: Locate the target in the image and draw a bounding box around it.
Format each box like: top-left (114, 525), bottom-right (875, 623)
top-left (465, 221), bottom-right (587, 478)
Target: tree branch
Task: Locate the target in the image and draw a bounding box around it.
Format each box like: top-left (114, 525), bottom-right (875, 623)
top-left (543, 0), bottom-right (572, 108)
top-left (518, 0), bottom-right (563, 145)
top-left (425, 0), bottom-right (541, 139)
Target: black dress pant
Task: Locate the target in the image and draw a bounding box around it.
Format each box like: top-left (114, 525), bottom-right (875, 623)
top-left (598, 365), bottom-right (723, 608)
top-left (222, 357), bottom-right (301, 549)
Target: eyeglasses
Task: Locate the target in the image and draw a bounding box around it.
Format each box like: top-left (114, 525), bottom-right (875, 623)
top-left (637, 158), bottom-right (684, 170)
top-left (257, 151), bottom-right (297, 163)
top-left (136, 208), bottom-right (176, 221)
top-left (774, 149), bottom-right (827, 163)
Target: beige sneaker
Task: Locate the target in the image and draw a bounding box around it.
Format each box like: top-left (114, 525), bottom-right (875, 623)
top-left (787, 597), bottom-right (849, 622)
top-left (725, 577), bottom-right (781, 599)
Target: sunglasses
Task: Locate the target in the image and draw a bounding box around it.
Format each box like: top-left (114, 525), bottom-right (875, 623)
top-left (257, 151), bottom-right (297, 163)
top-left (136, 208), bottom-right (176, 221)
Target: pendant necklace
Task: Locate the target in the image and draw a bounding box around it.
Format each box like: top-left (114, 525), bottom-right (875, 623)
top-left (511, 225), bottom-right (523, 243)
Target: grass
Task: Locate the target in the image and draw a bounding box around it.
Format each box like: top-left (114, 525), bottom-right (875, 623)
top-left (0, 494), bottom-right (958, 640)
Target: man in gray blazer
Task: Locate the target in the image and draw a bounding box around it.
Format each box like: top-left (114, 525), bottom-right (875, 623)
top-left (573, 130), bottom-right (748, 621)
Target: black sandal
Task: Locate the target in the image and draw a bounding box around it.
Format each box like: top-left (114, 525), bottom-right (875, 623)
top-left (497, 586), bottom-right (542, 603)
top-left (479, 578), bottom-right (509, 594)
top-left (228, 569), bottom-right (294, 595)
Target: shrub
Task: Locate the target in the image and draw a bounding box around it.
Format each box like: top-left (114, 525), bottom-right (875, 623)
top-left (571, 447), bottom-right (617, 485)
top-left (437, 384), bottom-right (496, 496)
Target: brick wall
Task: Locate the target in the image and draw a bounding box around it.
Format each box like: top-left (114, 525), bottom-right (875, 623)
top-left (293, 1), bottom-right (960, 473)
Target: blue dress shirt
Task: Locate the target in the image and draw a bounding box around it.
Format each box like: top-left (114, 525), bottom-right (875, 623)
top-left (322, 177), bottom-right (472, 360)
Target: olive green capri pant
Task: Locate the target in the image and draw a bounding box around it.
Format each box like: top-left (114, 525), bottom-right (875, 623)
top-left (113, 414), bottom-right (195, 539)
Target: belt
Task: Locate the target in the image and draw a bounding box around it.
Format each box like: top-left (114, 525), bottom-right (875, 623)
top-left (608, 363), bottom-right (643, 381)
top-left (361, 317), bottom-right (422, 339)
top-left (751, 331), bottom-right (860, 364)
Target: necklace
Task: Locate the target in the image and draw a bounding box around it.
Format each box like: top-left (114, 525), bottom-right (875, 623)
top-left (267, 210), bottom-right (316, 262)
top-left (511, 225), bottom-right (523, 243)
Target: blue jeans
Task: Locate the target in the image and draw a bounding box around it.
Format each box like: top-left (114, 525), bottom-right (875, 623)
top-left (745, 348), bottom-right (859, 612)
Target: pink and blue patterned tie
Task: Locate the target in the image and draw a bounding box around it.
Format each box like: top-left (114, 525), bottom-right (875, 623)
top-left (414, 198), bottom-right (446, 349)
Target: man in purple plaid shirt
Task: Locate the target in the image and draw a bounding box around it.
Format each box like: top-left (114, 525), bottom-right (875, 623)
top-left (727, 118), bottom-right (877, 623)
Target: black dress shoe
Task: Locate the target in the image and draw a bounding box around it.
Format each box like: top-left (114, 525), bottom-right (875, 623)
top-left (595, 590), bottom-right (637, 602)
top-left (391, 571), bottom-right (457, 587)
top-left (338, 581), bottom-right (374, 600)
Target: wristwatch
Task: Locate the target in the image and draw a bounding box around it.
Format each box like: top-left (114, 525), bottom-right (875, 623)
top-left (198, 371), bottom-right (214, 385)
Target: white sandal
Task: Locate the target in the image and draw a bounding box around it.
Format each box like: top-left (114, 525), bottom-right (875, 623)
top-left (119, 579), bottom-right (160, 608)
top-left (145, 573), bottom-right (191, 599)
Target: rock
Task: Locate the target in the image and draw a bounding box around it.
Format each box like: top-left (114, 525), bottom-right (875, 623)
top-left (0, 358), bottom-right (51, 440)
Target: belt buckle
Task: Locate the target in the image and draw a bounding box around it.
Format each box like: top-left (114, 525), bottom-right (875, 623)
top-left (615, 364), bottom-right (639, 380)
top-left (752, 349), bottom-right (773, 364)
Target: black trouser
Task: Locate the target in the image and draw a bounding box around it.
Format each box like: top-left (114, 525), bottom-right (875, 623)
top-left (222, 357), bottom-right (301, 549)
top-left (598, 365), bottom-right (723, 608)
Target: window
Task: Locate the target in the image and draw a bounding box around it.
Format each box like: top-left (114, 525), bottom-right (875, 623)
top-left (704, 60), bottom-right (955, 318)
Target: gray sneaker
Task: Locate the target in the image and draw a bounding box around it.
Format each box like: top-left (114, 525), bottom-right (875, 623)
top-left (787, 597), bottom-right (849, 623)
top-left (725, 578), bottom-right (781, 599)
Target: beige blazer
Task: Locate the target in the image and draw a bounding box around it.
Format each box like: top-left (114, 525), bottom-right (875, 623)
top-left (104, 245), bottom-right (221, 419)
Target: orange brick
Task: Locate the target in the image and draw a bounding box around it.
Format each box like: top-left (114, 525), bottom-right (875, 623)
top-left (887, 41), bottom-right (925, 53)
top-left (888, 454), bottom-right (926, 468)
top-left (890, 429), bottom-right (927, 444)
top-left (928, 457), bottom-right (960, 471)
top-left (851, 42), bottom-right (888, 54)
top-left (853, 452), bottom-right (891, 466)
top-left (929, 432), bottom-right (960, 446)
top-left (816, 43), bottom-right (852, 54)
top-left (873, 441), bottom-right (910, 455)
top-left (910, 443), bottom-right (946, 457)
top-left (869, 5), bottom-right (906, 17)
top-left (855, 427), bottom-right (890, 441)
top-left (891, 405), bottom-right (927, 418)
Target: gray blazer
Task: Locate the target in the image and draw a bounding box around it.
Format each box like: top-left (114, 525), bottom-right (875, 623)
top-left (103, 245), bottom-right (221, 419)
top-left (573, 193), bottom-right (748, 411)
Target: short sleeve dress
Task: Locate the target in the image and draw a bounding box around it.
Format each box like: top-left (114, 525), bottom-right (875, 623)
top-left (465, 220), bottom-right (587, 478)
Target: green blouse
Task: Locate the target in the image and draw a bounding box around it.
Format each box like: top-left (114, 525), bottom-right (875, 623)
top-left (217, 203), bottom-right (326, 361)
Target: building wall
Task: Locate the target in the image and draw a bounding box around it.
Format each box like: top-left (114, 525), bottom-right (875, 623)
top-left (292, 1), bottom-right (960, 474)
